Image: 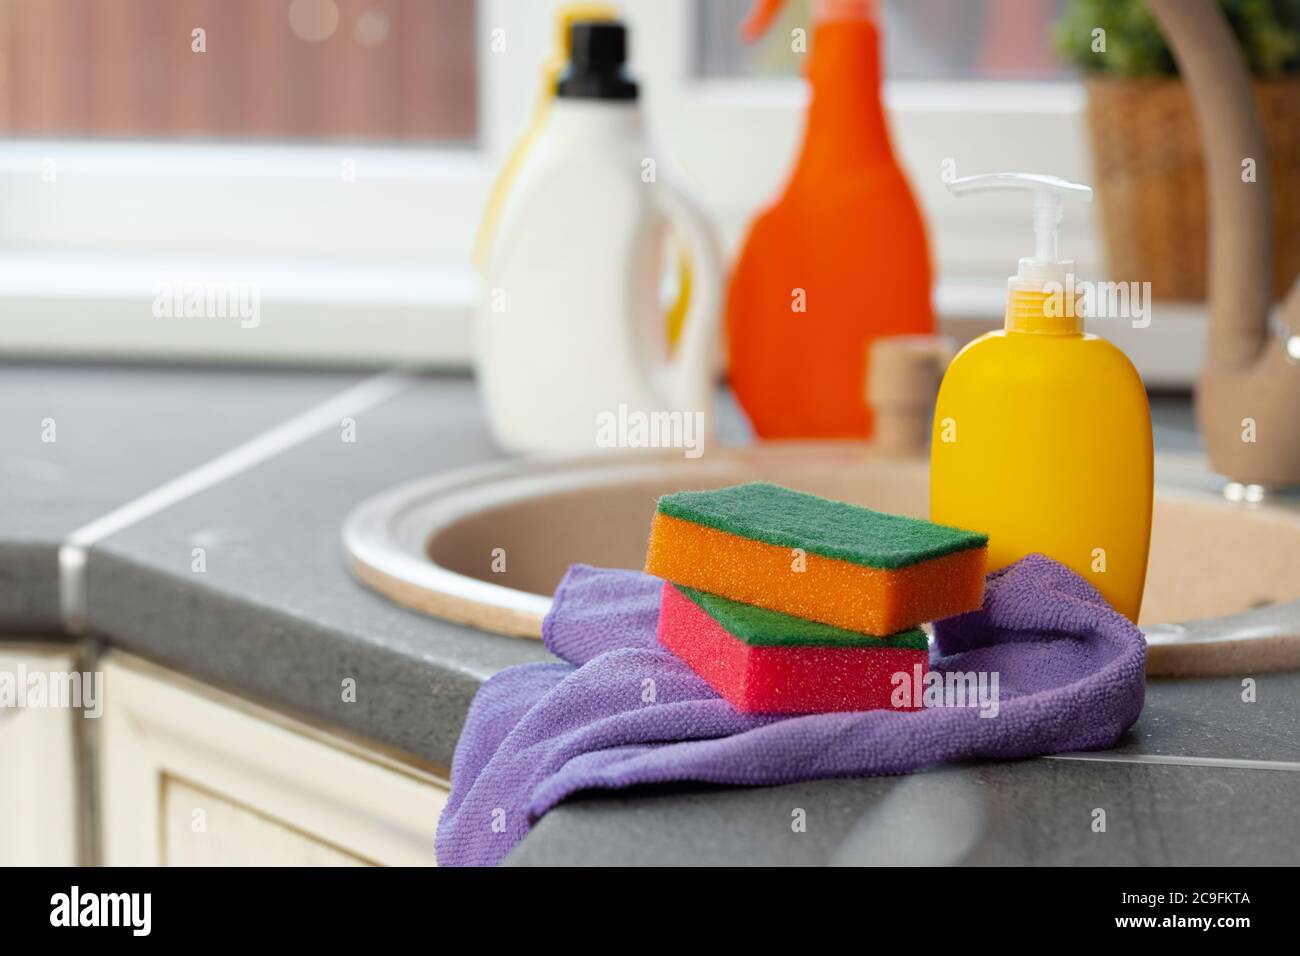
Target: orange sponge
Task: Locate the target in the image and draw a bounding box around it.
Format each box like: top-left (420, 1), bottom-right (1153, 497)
top-left (644, 483), bottom-right (987, 635)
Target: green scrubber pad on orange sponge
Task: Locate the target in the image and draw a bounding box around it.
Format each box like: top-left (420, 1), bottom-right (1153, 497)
top-left (644, 482), bottom-right (987, 635)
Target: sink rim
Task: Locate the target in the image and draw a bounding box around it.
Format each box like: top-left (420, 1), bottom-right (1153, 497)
top-left (342, 447), bottom-right (1300, 674)
top-left (343, 445), bottom-right (928, 637)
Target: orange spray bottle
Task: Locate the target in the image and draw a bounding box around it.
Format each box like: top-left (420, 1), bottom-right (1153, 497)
top-left (727, 0), bottom-right (934, 438)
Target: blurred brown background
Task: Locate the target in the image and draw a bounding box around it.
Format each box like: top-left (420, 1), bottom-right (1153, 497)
top-left (0, 0), bottom-right (477, 141)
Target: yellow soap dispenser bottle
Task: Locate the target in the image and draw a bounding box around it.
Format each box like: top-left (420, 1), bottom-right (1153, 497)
top-left (930, 173), bottom-right (1153, 621)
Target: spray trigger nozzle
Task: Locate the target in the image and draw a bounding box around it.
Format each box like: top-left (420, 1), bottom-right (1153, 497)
top-left (740, 0), bottom-right (877, 42)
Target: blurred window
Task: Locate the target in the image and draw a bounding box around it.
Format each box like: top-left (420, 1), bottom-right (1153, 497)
top-left (2, 0), bottom-right (477, 142)
top-left (0, 0), bottom-right (1091, 366)
top-left (698, 0), bottom-right (1071, 81)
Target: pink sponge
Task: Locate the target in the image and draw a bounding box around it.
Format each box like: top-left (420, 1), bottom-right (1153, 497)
top-left (656, 582), bottom-right (929, 715)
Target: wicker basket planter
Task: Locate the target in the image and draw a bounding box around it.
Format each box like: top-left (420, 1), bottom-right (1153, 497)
top-left (1083, 75), bottom-right (1300, 301)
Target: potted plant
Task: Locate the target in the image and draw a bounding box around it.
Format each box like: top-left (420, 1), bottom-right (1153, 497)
top-left (1056, 0), bottom-right (1300, 300)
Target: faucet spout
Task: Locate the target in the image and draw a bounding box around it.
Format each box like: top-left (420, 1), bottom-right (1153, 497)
top-left (1145, 0), bottom-right (1300, 488)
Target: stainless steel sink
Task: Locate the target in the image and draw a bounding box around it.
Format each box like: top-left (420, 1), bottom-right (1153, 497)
top-left (342, 445), bottom-right (1300, 675)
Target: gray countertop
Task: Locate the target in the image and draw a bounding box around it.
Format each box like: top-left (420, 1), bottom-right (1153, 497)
top-left (1, 363), bottom-right (557, 767)
top-left (3, 361), bottom-right (1297, 865)
top-left (1, 364), bottom-right (364, 630)
top-left (509, 758), bottom-right (1300, 866)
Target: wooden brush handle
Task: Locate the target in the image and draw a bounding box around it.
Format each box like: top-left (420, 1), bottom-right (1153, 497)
top-left (867, 335), bottom-right (954, 458)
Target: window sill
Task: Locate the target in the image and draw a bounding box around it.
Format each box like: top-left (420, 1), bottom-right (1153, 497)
top-left (0, 254), bottom-right (1203, 385)
top-left (0, 249), bottom-right (476, 367)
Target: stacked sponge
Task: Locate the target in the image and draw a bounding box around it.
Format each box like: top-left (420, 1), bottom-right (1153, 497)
top-left (645, 482), bottom-right (988, 714)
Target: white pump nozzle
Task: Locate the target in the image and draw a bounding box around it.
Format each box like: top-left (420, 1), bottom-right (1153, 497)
top-left (947, 172), bottom-right (1092, 264)
top-left (947, 173), bottom-right (1094, 332)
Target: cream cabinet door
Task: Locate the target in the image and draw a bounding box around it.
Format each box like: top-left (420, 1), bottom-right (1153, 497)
top-left (100, 654), bottom-right (446, 866)
top-left (0, 644), bottom-right (83, 866)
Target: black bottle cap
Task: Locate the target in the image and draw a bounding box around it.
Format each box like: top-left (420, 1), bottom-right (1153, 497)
top-left (557, 21), bottom-right (638, 100)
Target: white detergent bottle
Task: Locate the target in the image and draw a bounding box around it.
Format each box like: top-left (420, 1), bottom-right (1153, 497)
top-left (475, 19), bottom-right (722, 456)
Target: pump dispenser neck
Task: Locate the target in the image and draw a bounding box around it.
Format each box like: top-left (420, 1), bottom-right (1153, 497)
top-left (946, 172), bottom-right (1093, 335)
top-left (1006, 284), bottom-right (1083, 335)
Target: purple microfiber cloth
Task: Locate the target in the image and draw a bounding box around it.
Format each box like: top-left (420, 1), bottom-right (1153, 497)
top-left (435, 554), bottom-right (1146, 866)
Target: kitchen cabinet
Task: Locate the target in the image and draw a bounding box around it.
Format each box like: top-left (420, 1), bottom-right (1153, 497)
top-left (100, 654), bottom-right (446, 866)
top-left (0, 644), bottom-right (82, 866)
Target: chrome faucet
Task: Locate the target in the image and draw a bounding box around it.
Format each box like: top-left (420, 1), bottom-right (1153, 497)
top-left (1146, 0), bottom-right (1300, 490)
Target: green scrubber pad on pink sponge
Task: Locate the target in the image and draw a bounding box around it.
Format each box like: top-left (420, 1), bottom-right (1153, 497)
top-left (657, 582), bottom-right (929, 714)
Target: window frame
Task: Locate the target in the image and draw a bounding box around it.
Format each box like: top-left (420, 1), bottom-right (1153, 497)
top-left (0, 140), bottom-right (488, 366)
